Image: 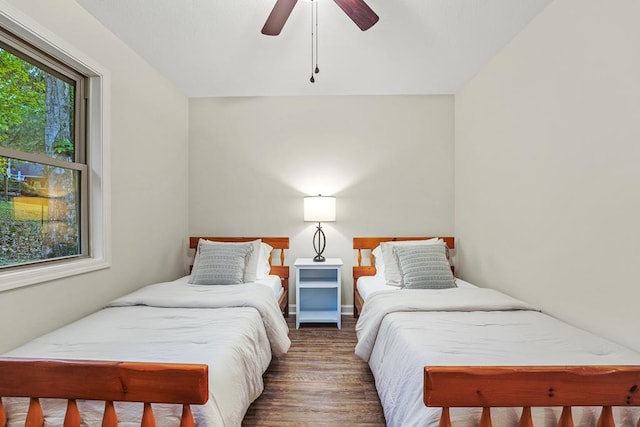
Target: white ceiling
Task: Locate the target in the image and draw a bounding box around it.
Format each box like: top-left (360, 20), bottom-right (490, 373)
top-left (74, 0), bottom-right (553, 98)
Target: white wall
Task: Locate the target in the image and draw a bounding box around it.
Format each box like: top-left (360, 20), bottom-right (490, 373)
top-left (189, 95), bottom-right (455, 309)
top-left (0, 0), bottom-right (189, 352)
top-left (455, 0), bottom-right (640, 351)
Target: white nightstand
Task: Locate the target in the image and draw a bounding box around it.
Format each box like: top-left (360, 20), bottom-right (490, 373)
top-left (295, 258), bottom-right (343, 329)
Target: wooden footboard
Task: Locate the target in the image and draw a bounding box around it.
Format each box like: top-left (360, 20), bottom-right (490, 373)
top-left (0, 357), bottom-right (208, 427)
top-left (424, 365), bottom-right (640, 427)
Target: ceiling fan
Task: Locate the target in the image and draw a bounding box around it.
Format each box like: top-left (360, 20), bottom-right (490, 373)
top-left (261, 0), bottom-right (379, 36)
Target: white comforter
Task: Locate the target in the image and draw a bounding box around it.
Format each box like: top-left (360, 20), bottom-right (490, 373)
top-left (3, 280), bottom-right (291, 427)
top-left (355, 287), bottom-right (640, 427)
top-left (355, 287), bottom-right (536, 361)
top-left (109, 280), bottom-right (291, 356)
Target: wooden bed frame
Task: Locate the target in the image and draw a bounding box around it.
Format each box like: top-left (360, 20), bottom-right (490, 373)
top-left (0, 358), bottom-right (207, 427)
top-left (189, 236), bottom-right (290, 317)
top-left (354, 236), bottom-right (640, 426)
top-left (0, 236), bottom-right (290, 426)
top-left (424, 365), bottom-right (640, 427)
top-left (352, 236), bottom-right (455, 317)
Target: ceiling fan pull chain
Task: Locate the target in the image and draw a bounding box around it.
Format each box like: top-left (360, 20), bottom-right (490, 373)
top-left (310, 0), bottom-right (315, 83)
top-left (314, 0), bottom-right (320, 74)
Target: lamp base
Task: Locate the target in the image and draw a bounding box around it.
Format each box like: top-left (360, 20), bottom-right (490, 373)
top-left (312, 223), bottom-right (327, 263)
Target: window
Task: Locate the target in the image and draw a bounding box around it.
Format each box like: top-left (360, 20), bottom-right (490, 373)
top-left (0, 6), bottom-right (110, 291)
top-left (1, 29), bottom-right (87, 269)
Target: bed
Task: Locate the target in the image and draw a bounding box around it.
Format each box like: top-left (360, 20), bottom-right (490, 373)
top-left (0, 236), bottom-right (291, 427)
top-left (353, 236), bottom-right (640, 427)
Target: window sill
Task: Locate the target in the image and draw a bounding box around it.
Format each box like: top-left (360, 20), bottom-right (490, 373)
top-left (0, 257), bottom-right (111, 293)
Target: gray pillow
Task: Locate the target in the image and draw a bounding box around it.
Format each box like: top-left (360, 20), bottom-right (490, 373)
top-left (195, 239), bottom-right (262, 282)
top-left (188, 240), bottom-right (253, 285)
top-left (380, 238), bottom-right (443, 286)
top-left (394, 244), bottom-right (456, 289)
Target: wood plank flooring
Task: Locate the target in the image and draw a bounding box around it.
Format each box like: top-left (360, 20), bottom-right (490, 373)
top-left (242, 315), bottom-right (387, 426)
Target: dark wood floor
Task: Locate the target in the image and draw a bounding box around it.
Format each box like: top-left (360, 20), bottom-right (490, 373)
top-left (242, 315), bottom-right (387, 426)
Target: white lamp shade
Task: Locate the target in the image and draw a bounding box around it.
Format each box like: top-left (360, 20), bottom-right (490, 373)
top-left (304, 196), bottom-right (336, 222)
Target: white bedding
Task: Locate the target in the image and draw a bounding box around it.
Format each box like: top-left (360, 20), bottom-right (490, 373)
top-left (357, 275), bottom-right (475, 300)
top-left (355, 286), bottom-right (640, 427)
top-left (357, 275), bottom-right (397, 300)
top-left (3, 278), bottom-right (291, 427)
top-left (256, 274), bottom-right (285, 300)
top-left (173, 274), bottom-right (284, 300)
top-left (355, 287), bottom-right (534, 360)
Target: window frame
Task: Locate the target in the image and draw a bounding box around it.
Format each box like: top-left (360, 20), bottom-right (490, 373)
top-left (0, 4), bottom-right (110, 292)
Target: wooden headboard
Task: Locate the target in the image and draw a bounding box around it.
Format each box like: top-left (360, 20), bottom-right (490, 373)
top-left (189, 237), bottom-right (290, 317)
top-left (352, 236), bottom-right (455, 317)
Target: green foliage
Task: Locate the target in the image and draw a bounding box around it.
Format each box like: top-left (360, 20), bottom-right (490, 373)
top-left (0, 47), bottom-right (46, 152)
top-left (0, 218), bottom-right (43, 266)
top-left (0, 201), bottom-right (11, 218)
top-left (53, 139), bottom-right (74, 157)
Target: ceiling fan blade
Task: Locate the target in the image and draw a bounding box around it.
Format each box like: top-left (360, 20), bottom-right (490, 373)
top-left (333, 0), bottom-right (379, 31)
top-left (261, 0), bottom-right (299, 36)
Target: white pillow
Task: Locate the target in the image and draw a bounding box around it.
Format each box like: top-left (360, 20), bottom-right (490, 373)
top-left (380, 238), bottom-right (443, 286)
top-left (372, 245), bottom-right (384, 277)
top-left (189, 239), bottom-right (254, 285)
top-left (256, 242), bottom-right (273, 279)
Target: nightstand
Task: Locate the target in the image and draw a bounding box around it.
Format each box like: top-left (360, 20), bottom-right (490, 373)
top-left (295, 258), bottom-right (343, 329)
